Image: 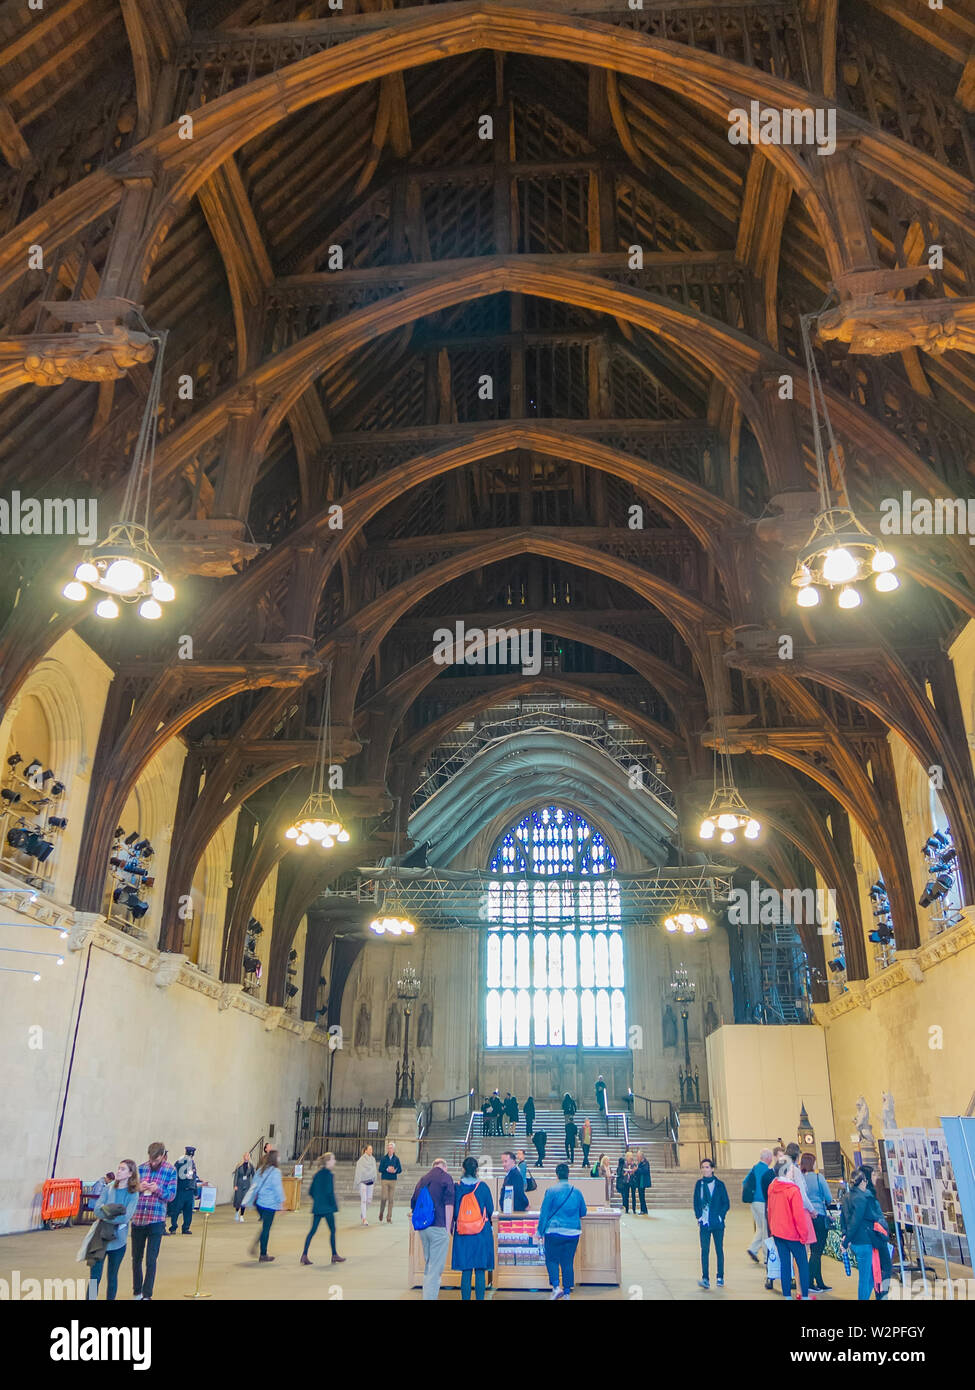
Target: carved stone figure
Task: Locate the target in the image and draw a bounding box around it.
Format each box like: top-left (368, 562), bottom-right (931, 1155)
top-left (417, 1002), bottom-right (433, 1048)
top-left (882, 1090), bottom-right (897, 1132)
top-left (385, 1004), bottom-right (401, 1049)
top-left (354, 1003), bottom-right (370, 1048)
top-left (662, 1004), bottom-right (677, 1048)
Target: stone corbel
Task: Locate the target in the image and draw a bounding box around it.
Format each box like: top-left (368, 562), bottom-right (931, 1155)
top-left (219, 983), bottom-right (241, 1011)
top-left (154, 952), bottom-right (188, 989)
top-left (301, 1020), bottom-right (319, 1041)
top-left (845, 979), bottom-right (871, 1010)
top-left (263, 1006), bottom-right (285, 1032)
top-left (68, 911), bottom-right (107, 952)
top-left (898, 951), bottom-right (925, 985)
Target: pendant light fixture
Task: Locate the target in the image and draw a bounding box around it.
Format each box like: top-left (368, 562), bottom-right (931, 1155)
top-left (699, 642), bottom-right (761, 846)
top-left (368, 797), bottom-right (418, 937)
top-left (63, 323), bottom-right (176, 620)
top-left (791, 311), bottom-right (897, 609)
top-left (663, 823), bottom-right (712, 934)
top-left (284, 663), bottom-right (350, 848)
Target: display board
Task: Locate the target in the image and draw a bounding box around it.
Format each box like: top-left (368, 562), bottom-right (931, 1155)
top-left (883, 1126), bottom-right (969, 1266)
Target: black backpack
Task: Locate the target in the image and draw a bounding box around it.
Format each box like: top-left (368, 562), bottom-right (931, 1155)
top-left (742, 1168), bottom-right (757, 1203)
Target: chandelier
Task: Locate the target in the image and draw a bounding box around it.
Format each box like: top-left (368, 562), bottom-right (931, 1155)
top-left (368, 798), bottom-right (418, 936)
top-left (369, 914), bottom-right (416, 937)
top-left (284, 663), bottom-right (350, 848)
top-left (663, 899), bottom-right (711, 936)
top-left (669, 963), bottom-right (696, 1003)
top-left (791, 311), bottom-right (897, 610)
top-left (699, 644), bottom-right (761, 846)
top-left (62, 326), bottom-right (176, 621)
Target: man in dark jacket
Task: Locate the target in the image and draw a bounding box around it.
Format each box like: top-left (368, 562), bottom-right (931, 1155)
top-left (524, 1096), bottom-right (536, 1137)
top-left (378, 1141), bottom-right (402, 1224)
top-left (595, 1076), bottom-right (607, 1112)
top-left (301, 1153), bottom-right (345, 1265)
top-left (168, 1146), bottom-right (198, 1235)
top-left (501, 1152), bottom-right (529, 1211)
top-left (693, 1158), bottom-right (730, 1288)
top-left (564, 1118), bottom-right (578, 1164)
top-left (562, 1093), bottom-right (577, 1119)
top-left (506, 1094), bottom-right (519, 1134)
top-left (532, 1129), bottom-right (547, 1167)
top-left (490, 1091), bottom-right (504, 1136)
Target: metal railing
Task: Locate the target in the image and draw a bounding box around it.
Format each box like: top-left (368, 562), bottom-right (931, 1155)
top-left (292, 1099), bottom-right (391, 1158)
top-left (419, 1090), bottom-right (475, 1132)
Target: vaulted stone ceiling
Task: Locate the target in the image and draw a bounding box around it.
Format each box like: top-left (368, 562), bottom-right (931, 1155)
top-left (1, 0), bottom-right (973, 1008)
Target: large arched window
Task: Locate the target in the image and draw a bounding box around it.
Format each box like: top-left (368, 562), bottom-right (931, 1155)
top-left (484, 805), bottom-right (625, 1047)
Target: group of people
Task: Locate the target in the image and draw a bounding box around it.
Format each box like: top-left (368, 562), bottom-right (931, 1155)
top-left (410, 1151), bottom-right (587, 1301)
top-left (730, 1142), bottom-right (892, 1299)
top-left (82, 1143), bottom-right (190, 1301)
top-left (480, 1092), bottom-right (531, 1137)
top-left (613, 1149), bottom-right (651, 1213)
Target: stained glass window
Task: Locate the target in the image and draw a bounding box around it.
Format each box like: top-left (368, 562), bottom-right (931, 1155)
top-left (484, 805), bottom-right (625, 1047)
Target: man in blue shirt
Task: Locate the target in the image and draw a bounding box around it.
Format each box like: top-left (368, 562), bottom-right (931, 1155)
top-left (744, 1148), bottom-right (773, 1264)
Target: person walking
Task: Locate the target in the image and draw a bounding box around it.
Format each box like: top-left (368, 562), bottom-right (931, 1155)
top-left (378, 1140), bottom-right (402, 1224)
top-left (615, 1154), bottom-right (627, 1210)
top-left (840, 1167), bottom-right (890, 1301)
top-left (490, 1091), bottom-right (504, 1136)
top-left (537, 1162), bottom-right (587, 1300)
top-left (482, 1096), bottom-right (494, 1137)
top-left (694, 1157), bottom-right (730, 1289)
top-left (131, 1142), bottom-right (177, 1302)
top-left (516, 1150), bottom-right (528, 1185)
top-left (501, 1151), bottom-right (529, 1211)
top-left (594, 1075), bottom-right (607, 1113)
top-left (301, 1152), bottom-right (345, 1266)
top-left (800, 1152), bottom-right (833, 1292)
top-left (564, 1116), bottom-right (578, 1165)
top-left (524, 1095), bottom-right (535, 1138)
top-left (501, 1092), bottom-right (513, 1136)
top-left (451, 1156), bottom-right (494, 1300)
top-left (634, 1150), bottom-right (651, 1214)
top-left (354, 1143), bottom-right (378, 1225)
top-left (506, 1093), bottom-right (519, 1136)
top-left (596, 1153), bottom-right (613, 1200)
top-left (85, 1160), bottom-right (139, 1301)
top-left (233, 1152), bottom-right (254, 1222)
top-left (167, 1145), bottom-right (198, 1235)
top-left (410, 1158), bottom-right (455, 1300)
top-left (561, 1091), bottom-right (577, 1121)
top-left (244, 1147), bottom-right (285, 1262)
top-left (767, 1157), bottom-right (816, 1299)
top-left (532, 1128), bottom-right (548, 1167)
top-left (579, 1117), bottom-right (592, 1168)
top-left (761, 1145), bottom-right (786, 1290)
top-left (743, 1148), bottom-right (773, 1265)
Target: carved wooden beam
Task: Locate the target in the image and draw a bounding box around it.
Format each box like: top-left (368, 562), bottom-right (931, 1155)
top-left (819, 294), bottom-right (975, 356)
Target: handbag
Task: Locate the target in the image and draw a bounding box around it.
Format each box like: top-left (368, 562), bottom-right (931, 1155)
top-left (764, 1235), bottom-right (781, 1280)
top-left (525, 1174), bottom-right (537, 1192)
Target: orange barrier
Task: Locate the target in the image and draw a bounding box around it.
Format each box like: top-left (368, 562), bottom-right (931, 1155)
top-left (41, 1178), bottom-right (81, 1224)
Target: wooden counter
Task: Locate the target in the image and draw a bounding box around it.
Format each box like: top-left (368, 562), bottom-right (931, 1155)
top-left (408, 1209), bottom-right (621, 1290)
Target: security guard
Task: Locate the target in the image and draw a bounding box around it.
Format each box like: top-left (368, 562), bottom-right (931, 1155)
top-left (168, 1145), bottom-right (199, 1234)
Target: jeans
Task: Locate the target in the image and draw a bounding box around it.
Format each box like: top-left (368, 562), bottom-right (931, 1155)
top-left (581, 1143), bottom-right (591, 1167)
top-left (565, 1137), bottom-right (576, 1162)
top-left (699, 1223), bottom-right (725, 1280)
top-left (851, 1242), bottom-right (889, 1299)
top-left (419, 1225), bottom-right (450, 1300)
top-left (130, 1222), bottom-right (164, 1298)
top-left (534, 1142), bottom-right (546, 1165)
top-left (809, 1215), bottom-right (828, 1285)
top-left (748, 1200), bottom-right (768, 1256)
top-left (544, 1233), bottom-right (579, 1293)
top-left (303, 1212), bottom-right (337, 1258)
top-left (359, 1182), bottom-right (374, 1221)
top-left (379, 1181), bottom-right (397, 1220)
top-left (256, 1205), bottom-right (276, 1257)
top-left (461, 1267), bottom-right (487, 1300)
top-left (774, 1236), bottom-right (810, 1298)
top-left (635, 1182), bottom-right (648, 1215)
top-left (88, 1246), bottom-right (124, 1300)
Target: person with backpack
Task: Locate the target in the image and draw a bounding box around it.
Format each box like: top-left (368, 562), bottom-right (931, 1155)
top-left (451, 1156), bottom-right (494, 1300)
top-left (243, 1148), bottom-right (285, 1262)
top-left (564, 1116), bottom-right (578, 1165)
top-left (579, 1117), bottom-right (592, 1168)
top-left (300, 1152), bottom-right (346, 1266)
top-left (743, 1148), bottom-right (773, 1264)
top-left (536, 1162), bottom-right (587, 1300)
top-left (524, 1095), bottom-right (536, 1138)
top-left (410, 1158), bottom-right (455, 1300)
top-left (532, 1128), bottom-right (547, 1167)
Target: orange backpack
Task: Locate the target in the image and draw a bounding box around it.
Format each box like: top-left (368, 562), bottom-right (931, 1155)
top-left (456, 1185), bottom-right (487, 1236)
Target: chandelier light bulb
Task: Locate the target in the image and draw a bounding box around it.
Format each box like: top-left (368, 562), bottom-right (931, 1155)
top-left (322, 836), bottom-right (335, 849)
top-left (874, 572), bottom-right (899, 593)
top-left (295, 834), bottom-right (309, 846)
top-left (716, 813), bottom-right (739, 830)
top-left (62, 581), bottom-right (87, 602)
top-left (720, 830), bottom-right (735, 844)
top-left (699, 818), bottom-right (715, 840)
top-left (285, 826), bottom-right (299, 840)
top-left (139, 599), bottom-right (162, 620)
top-left (94, 597), bottom-right (120, 620)
top-left (102, 558), bottom-right (145, 594)
top-left (822, 547), bottom-right (858, 585)
top-left (337, 829), bottom-right (350, 843)
top-left (75, 561), bottom-right (98, 584)
top-left (796, 585), bottom-right (820, 608)
top-left (871, 550), bottom-right (895, 574)
top-left (32, 972), bottom-right (41, 982)
top-left (665, 919), bottom-right (678, 933)
top-left (837, 585), bottom-right (861, 609)
top-left (305, 821), bottom-right (326, 840)
top-left (744, 819), bottom-right (761, 840)
top-left (150, 577), bottom-right (176, 602)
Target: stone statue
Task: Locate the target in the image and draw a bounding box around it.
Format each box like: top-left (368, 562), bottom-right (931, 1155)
top-left (882, 1090), bottom-right (897, 1132)
top-left (854, 1095), bottom-right (872, 1140)
top-left (854, 1094), bottom-right (880, 1170)
top-left (662, 1004), bottom-right (677, 1048)
top-left (704, 1000), bottom-right (719, 1036)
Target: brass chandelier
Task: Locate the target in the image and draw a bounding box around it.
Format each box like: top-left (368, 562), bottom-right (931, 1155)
top-left (284, 663), bottom-right (350, 848)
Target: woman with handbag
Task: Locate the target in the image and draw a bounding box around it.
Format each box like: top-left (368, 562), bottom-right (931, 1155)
top-left (243, 1148), bottom-right (285, 1262)
top-left (451, 1157), bottom-right (495, 1300)
top-left (841, 1167), bottom-right (890, 1299)
top-left (537, 1163), bottom-right (587, 1300)
top-left (767, 1158), bottom-right (816, 1299)
top-left (799, 1152), bottom-right (833, 1292)
top-left (354, 1143), bottom-right (378, 1226)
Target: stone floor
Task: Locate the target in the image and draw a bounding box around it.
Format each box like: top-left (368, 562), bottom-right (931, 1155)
top-left (1, 1202), bottom-right (869, 1301)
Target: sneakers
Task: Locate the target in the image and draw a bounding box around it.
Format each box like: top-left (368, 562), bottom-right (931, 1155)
top-left (717, 1278), bottom-right (724, 1287)
top-left (550, 1287), bottom-right (563, 1300)
top-left (132, 1294), bottom-right (142, 1301)
top-left (361, 1219), bottom-right (369, 1227)
top-left (698, 1278), bottom-right (710, 1289)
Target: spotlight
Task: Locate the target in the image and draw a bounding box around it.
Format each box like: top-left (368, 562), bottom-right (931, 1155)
top-left (869, 926), bottom-right (895, 945)
top-left (6, 753), bottom-right (22, 768)
top-left (51, 782), bottom-right (65, 796)
top-left (25, 760), bottom-right (42, 779)
top-left (285, 984), bottom-right (299, 999)
top-left (247, 919), bottom-right (263, 935)
top-left (48, 816), bottom-right (68, 830)
top-left (828, 955), bottom-right (846, 973)
top-left (868, 882), bottom-right (887, 900)
top-left (124, 832), bottom-right (140, 846)
top-left (1, 789), bottom-right (20, 804)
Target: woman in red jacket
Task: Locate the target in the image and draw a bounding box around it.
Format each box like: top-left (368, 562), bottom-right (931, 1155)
top-left (767, 1159), bottom-right (817, 1300)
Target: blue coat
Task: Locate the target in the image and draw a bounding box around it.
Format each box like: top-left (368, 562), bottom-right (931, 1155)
top-left (451, 1180), bottom-right (494, 1270)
